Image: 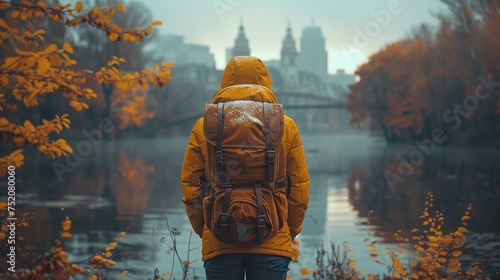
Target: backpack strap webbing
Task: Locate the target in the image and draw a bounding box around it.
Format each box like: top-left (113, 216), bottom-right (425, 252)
top-left (215, 103), bottom-right (225, 174)
top-left (263, 102), bottom-right (275, 183)
top-left (215, 102), bottom-right (231, 243)
top-left (255, 185), bottom-right (266, 245)
top-left (217, 186), bottom-right (232, 243)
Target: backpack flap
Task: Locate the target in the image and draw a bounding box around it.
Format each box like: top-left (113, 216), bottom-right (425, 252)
top-left (203, 100), bottom-right (284, 185)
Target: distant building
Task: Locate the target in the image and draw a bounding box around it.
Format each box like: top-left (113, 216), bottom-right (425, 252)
top-left (263, 59), bottom-right (281, 70)
top-left (228, 23), bottom-right (335, 98)
top-left (225, 47), bottom-right (233, 64)
top-left (185, 44), bottom-right (216, 68)
top-left (280, 24), bottom-right (299, 91)
top-left (329, 69), bottom-right (356, 97)
top-left (298, 25), bottom-right (328, 82)
top-left (232, 22), bottom-right (250, 57)
top-left (155, 34), bottom-right (215, 68)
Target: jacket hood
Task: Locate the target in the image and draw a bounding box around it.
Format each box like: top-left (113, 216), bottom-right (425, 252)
top-left (212, 56), bottom-right (277, 103)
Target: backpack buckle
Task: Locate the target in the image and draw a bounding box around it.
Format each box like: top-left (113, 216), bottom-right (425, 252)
top-left (219, 212), bottom-right (229, 227)
top-left (215, 150), bottom-right (224, 165)
top-left (266, 150), bottom-right (275, 182)
top-left (266, 150), bottom-right (275, 163)
top-left (256, 214), bottom-right (266, 228)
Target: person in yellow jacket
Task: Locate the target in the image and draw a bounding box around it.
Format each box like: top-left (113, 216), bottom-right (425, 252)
top-left (180, 56), bottom-right (310, 280)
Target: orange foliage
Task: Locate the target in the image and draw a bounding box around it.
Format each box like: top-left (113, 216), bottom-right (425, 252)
top-left (347, 0), bottom-right (500, 144)
top-left (362, 193), bottom-right (488, 279)
top-left (0, 0), bottom-right (173, 176)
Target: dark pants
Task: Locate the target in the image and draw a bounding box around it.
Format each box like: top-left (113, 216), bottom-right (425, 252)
top-left (203, 253), bottom-right (290, 280)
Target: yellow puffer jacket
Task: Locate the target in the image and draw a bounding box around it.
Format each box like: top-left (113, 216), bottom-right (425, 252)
top-left (180, 56), bottom-right (310, 261)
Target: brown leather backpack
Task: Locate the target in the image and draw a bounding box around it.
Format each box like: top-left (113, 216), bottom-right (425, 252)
top-left (202, 86), bottom-right (288, 245)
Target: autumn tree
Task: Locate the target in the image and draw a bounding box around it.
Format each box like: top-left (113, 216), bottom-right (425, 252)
top-left (0, 0), bottom-right (173, 176)
top-left (346, 0), bottom-right (500, 145)
top-left (70, 0), bottom-right (161, 133)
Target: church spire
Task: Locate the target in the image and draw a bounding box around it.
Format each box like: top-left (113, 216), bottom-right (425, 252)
top-left (232, 20), bottom-right (250, 57)
top-left (281, 23), bottom-right (297, 67)
top-left (280, 23), bottom-right (299, 91)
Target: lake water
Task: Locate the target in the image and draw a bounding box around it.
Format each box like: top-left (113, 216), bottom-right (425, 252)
top-left (6, 133), bottom-right (500, 279)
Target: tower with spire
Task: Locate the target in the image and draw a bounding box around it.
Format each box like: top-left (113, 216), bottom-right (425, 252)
top-left (280, 23), bottom-right (299, 90)
top-left (232, 20), bottom-right (250, 57)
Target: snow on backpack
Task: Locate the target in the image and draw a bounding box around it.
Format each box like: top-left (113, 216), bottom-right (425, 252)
top-left (201, 85), bottom-right (288, 245)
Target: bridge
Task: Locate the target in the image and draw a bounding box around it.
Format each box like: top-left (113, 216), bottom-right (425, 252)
top-left (164, 92), bottom-right (346, 129)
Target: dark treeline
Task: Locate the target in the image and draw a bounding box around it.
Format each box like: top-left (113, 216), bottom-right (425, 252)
top-left (346, 0), bottom-right (500, 146)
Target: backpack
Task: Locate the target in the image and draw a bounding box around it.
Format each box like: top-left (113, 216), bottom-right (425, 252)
top-left (201, 85), bottom-right (288, 245)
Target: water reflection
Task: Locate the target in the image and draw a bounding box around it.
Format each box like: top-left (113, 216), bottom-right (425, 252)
top-left (345, 143), bottom-right (500, 271)
top-left (12, 134), bottom-right (500, 278)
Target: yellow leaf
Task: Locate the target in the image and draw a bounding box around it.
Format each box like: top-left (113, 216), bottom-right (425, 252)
top-left (117, 3), bottom-right (125, 12)
top-left (108, 32), bottom-right (120, 42)
top-left (427, 235), bottom-right (439, 242)
top-left (150, 20), bottom-right (162, 26)
top-left (369, 253), bottom-right (378, 258)
top-left (62, 216), bottom-right (72, 231)
top-left (0, 18), bottom-right (8, 29)
top-left (63, 42), bottom-right (74, 54)
top-left (24, 120), bottom-right (35, 131)
top-left (122, 74), bottom-right (136, 81)
top-left (119, 271), bottom-right (128, 278)
top-left (0, 1), bottom-right (10, 9)
top-left (0, 117), bottom-right (9, 126)
top-left (37, 57), bottom-right (50, 74)
top-left (60, 143), bottom-right (73, 153)
top-left (457, 227), bottom-right (468, 233)
top-left (60, 232), bottom-right (72, 238)
top-left (447, 266), bottom-right (460, 273)
top-left (75, 1), bottom-right (82, 13)
top-left (70, 100), bottom-right (83, 111)
top-left (441, 235), bottom-right (453, 244)
top-left (426, 241), bottom-right (439, 248)
top-left (11, 10), bottom-right (20, 18)
top-left (105, 251), bottom-right (112, 258)
top-left (299, 267), bottom-right (309, 275)
top-left (92, 6), bottom-right (99, 14)
top-left (120, 231), bottom-right (126, 236)
top-left (452, 251), bottom-right (462, 257)
top-left (110, 241), bottom-right (118, 247)
top-left (449, 258), bottom-right (459, 266)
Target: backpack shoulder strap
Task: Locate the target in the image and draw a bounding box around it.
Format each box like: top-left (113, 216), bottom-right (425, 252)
top-left (204, 103), bottom-right (218, 144)
top-left (215, 103), bottom-right (225, 172)
top-left (263, 102), bottom-right (275, 182)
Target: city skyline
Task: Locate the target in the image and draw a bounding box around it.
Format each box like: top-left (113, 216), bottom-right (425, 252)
top-left (141, 0), bottom-right (446, 73)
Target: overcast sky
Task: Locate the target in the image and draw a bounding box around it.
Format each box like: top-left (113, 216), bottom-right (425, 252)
top-left (138, 0), bottom-right (446, 73)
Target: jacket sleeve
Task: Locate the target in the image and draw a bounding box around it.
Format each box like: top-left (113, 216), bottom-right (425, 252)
top-left (286, 118), bottom-right (310, 240)
top-left (180, 119), bottom-right (205, 238)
